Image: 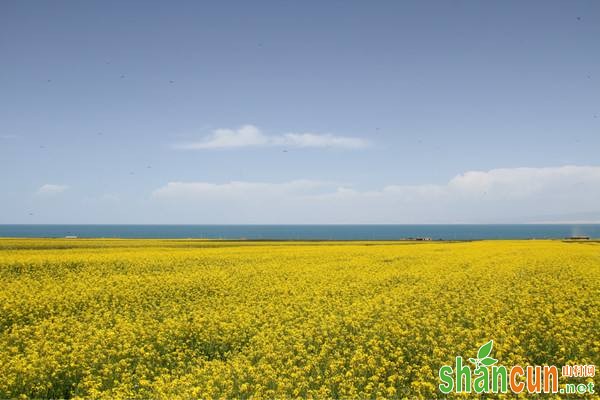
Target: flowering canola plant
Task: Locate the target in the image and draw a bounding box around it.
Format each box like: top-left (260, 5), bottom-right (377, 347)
top-left (0, 239), bottom-right (598, 399)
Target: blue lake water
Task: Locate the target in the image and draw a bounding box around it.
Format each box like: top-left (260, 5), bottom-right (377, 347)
top-left (0, 225), bottom-right (598, 240)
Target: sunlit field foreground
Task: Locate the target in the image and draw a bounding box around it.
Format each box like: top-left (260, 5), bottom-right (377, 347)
top-left (1, 239), bottom-right (598, 399)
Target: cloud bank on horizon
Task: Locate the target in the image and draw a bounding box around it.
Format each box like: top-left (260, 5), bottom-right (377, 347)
top-left (173, 125), bottom-right (370, 150)
top-left (151, 165), bottom-right (600, 224)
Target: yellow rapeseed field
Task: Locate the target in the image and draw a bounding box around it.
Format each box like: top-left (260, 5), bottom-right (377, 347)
top-left (0, 239), bottom-right (598, 399)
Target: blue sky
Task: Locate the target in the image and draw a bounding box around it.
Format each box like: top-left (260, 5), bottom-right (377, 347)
top-left (1, 1), bottom-right (599, 223)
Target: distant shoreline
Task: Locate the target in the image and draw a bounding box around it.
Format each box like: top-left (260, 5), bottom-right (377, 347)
top-left (0, 238), bottom-right (597, 242)
top-left (1, 224), bottom-right (600, 241)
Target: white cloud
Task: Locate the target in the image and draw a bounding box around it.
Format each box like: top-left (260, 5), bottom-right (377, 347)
top-left (37, 184), bottom-right (69, 195)
top-left (153, 180), bottom-right (334, 200)
top-left (173, 125), bottom-right (369, 150)
top-left (151, 165), bottom-right (600, 223)
top-left (274, 133), bottom-right (368, 149)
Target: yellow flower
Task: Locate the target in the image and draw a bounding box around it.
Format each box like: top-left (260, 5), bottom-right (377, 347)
top-left (0, 239), bottom-right (597, 399)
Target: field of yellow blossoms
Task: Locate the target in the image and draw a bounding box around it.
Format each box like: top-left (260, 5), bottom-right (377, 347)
top-left (0, 238), bottom-right (598, 399)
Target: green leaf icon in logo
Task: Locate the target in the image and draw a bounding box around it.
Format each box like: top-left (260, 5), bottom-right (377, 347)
top-left (480, 357), bottom-right (498, 366)
top-left (477, 340), bottom-right (494, 359)
top-left (468, 340), bottom-right (497, 369)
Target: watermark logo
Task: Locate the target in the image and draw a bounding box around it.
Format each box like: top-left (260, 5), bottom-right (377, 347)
top-left (438, 340), bottom-right (595, 395)
top-left (467, 339), bottom-right (497, 370)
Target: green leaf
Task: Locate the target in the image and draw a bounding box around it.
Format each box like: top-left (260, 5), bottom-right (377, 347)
top-left (477, 340), bottom-right (494, 359)
top-left (468, 358), bottom-right (479, 364)
top-left (480, 357), bottom-right (498, 366)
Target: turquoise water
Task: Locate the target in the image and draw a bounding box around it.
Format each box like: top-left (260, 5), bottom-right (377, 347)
top-left (0, 225), bottom-right (598, 240)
